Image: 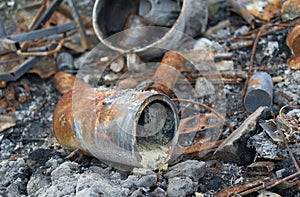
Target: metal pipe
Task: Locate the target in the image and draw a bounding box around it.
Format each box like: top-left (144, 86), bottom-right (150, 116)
top-left (53, 86), bottom-right (179, 170)
top-left (149, 51), bottom-right (185, 96)
top-left (244, 72), bottom-right (273, 113)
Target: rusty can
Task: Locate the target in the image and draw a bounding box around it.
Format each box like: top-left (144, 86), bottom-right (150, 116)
top-left (53, 85), bottom-right (179, 170)
top-left (244, 72), bottom-right (273, 113)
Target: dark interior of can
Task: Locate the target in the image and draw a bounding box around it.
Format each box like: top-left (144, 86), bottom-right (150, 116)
top-left (136, 100), bottom-right (176, 150)
top-left (96, 0), bottom-right (140, 37)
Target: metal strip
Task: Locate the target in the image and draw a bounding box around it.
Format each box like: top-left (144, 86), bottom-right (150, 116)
top-left (0, 57), bottom-right (37, 81)
top-left (9, 22), bottom-right (76, 42)
top-left (30, 0), bottom-right (64, 30)
top-left (0, 19), bottom-right (6, 38)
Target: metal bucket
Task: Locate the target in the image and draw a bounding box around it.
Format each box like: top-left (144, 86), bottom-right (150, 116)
top-left (92, 0), bottom-right (208, 57)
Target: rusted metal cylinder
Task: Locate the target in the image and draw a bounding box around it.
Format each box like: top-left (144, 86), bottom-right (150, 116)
top-left (53, 86), bottom-right (179, 170)
top-left (92, 0), bottom-right (208, 58)
top-left (244, 72), bottom-right (273, 113)
top-left (150, 51), bottom-right (185, 96)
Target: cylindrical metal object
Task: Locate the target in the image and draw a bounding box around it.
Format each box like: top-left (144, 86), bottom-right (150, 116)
top-left (150, 51), bottom-right (185, 96)
top-left (92, 0), bottom-right (208, 58)
top-left (53, 87), bottom-right (179, 170)
top-left (56, 52), bottom-right (74, 71)
top-left (52, 71), bottom-right (75, 95)
top-left (244, 72), bottom-right (273, 113)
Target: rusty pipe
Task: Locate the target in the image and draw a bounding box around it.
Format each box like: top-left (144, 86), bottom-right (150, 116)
top-left (149, 51), bottom-right (185, 96)
top-left (53, 84), bottom-right (179, 170)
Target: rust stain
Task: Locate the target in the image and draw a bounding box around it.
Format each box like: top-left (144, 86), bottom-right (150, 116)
top-left (249, 78), bottom-right (261, 87)
top-left (53, 71), bottom-right (76, 95)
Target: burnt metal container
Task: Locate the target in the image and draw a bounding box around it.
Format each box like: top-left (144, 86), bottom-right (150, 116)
top-left (244, 72), bottom-right (273, 113)
top-left (92, 0), bottom-right (208, 58)
top-left (53, 84), bottom-right (179, 170)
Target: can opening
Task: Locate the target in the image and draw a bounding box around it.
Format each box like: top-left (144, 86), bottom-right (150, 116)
top-left (244, 89), bottom-right (272, 113)
top-left (95, 0), bottom-right (140, 37)
top-left (135, 100), bottom-right (177, 168)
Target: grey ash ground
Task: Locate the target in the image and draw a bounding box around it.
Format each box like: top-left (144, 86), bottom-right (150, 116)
top-left (0, 0), bottom-right (300, 196)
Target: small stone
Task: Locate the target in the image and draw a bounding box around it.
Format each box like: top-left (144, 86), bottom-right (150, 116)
top-left (130, 188), bottom-right (146, 197)
top-left (122, 175), bottom-right (139, 189)
top-left (132, 168), bottom-right (156, 177)
top-left (150, 187), bottom-right (167, 197)
top-left (122, 174), bottom-right (157, 191)
top-left (207, 176), bottom-right (223, 190)
top-left (167, 177), bottom-right (197, 197)
top-left (165, 160), bottom-right (206, 181)
top-left (76, 173), bottom-right (129, 197)
top-left (195, 77), bottom-right (215, 97)
top-left (135, 174), bottom-right (157, 189)
top-left (27, 168), bottom-right (51, 195)
top-left (265, 41), bottom-right (279, 57)
top-left (51, 161), bottom-right (79, 181)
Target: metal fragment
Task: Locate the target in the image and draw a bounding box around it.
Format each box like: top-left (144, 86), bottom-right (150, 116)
top-left (0, 57), bottom-right (36, 82)
top-left (56, 52), bottom-right (74, 71)
top-left (52, 71), bottom-right (75, 95)
top-left (247, 161), bottom-right (275, 175)
top-left (287, 25), bottom-right (300, 56)
top-left (179, 113), bottom-right (222, 134)
top-left (67, 0), bottom-right (90, 50)
top-left (0, 115), bottom-right (16, 133)
top-left (30, 0), bottom-right (64, 30)
top-left (281, 0), bottom-right (300, 21)
top-left (0, 19), bottom-right (6, 38)
top-left (7, 22), bottom-right (75, 43)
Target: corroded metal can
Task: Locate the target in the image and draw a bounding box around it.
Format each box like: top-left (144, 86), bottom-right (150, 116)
top-left (53, 85), bottom-right (179, 170)
top-left (92, 0), bottom-right (208, 58)
top-left (244, 72), bottom-right (273, 113)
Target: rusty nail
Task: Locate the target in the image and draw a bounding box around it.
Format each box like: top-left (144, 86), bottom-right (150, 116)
top-left (244, 72), bottom-right (273, 113)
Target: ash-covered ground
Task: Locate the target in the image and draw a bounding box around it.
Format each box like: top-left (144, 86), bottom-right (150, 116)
top-left (0, 0), bottom-right (300, 196)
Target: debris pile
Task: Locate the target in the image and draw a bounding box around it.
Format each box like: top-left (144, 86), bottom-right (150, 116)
top-left (0, 0), bottom-right (299, 196)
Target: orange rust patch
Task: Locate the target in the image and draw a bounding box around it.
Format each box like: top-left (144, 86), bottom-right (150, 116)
top-left (249, 78), bottom-right (261, 87)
